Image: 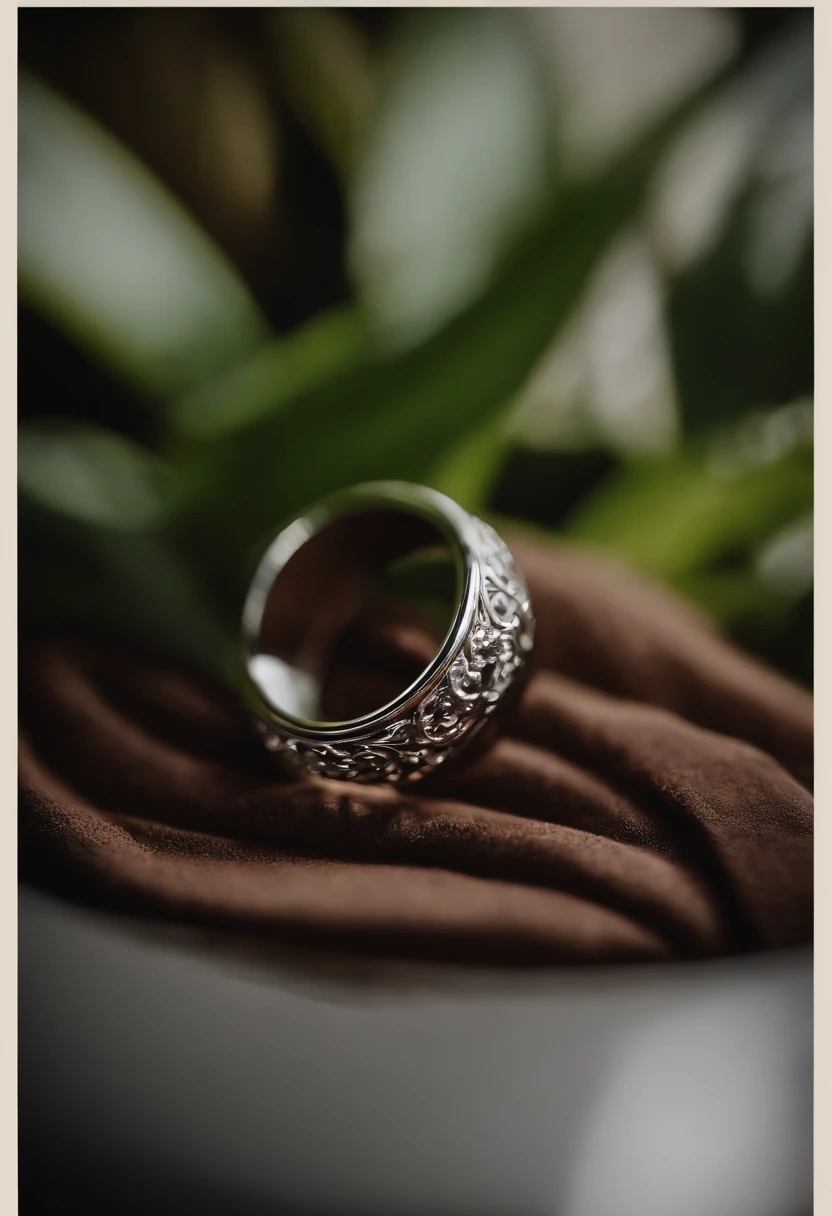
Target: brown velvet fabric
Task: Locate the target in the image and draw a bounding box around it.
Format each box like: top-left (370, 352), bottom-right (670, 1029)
top-left (19, 538), bottom-right (813, 966)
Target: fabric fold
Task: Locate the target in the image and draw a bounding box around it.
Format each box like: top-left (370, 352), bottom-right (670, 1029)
top-left (19, 538), bottom-right (813, 966)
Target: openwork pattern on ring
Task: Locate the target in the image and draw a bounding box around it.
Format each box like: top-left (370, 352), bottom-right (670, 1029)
top-left (253, 520), bottom-right (534, 784)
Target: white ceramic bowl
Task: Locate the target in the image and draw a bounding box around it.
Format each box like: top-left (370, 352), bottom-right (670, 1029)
top-left (20, 887), bottom-right (811, 1216)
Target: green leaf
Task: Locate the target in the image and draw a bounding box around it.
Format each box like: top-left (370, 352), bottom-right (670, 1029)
top-left (176, 66), bottom-right (725, 587)
top-left (19, 422), bottom-right (172, 532)
top-left (350, 7), bottom-right (557, 349)
top-left (667, 192), bottom-right (812, 435)
top-left (270, 8), bottom-right (374, 179)
top-left (171, 306), bottom-right (372, 442)
top-left (564, 438), bottom-right (812, 581)
top-left (425, 411), bottom-right (513, 514)
top-left (655, 25), bottom-right (813, 433)
top-left (18, 72), bottom-right (268, 401)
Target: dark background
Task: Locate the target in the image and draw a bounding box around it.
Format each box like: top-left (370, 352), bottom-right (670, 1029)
top-left (19, 7), bottom-right (813, 689)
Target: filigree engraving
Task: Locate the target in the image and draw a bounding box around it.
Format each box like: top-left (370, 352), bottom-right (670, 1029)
top-left (255, 518), bottom-right (534, 784)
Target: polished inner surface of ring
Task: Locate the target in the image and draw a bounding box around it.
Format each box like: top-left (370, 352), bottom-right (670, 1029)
top-left (249, 507), bottom-right (458, 724)
top-left (242, 483), bottom-right (534, 785)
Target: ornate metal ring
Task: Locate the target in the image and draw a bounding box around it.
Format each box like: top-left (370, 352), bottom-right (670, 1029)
top-left (241, 482), bottom-right (534, 785)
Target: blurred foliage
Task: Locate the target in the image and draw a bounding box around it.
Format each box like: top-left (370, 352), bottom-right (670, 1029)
top-left (18, 8), bottom-right (813, 687)
top-left (18, 72), bottom-right (268, 399)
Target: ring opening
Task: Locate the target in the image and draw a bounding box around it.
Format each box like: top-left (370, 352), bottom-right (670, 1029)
top-left (248, 507), bottom-right (463, 726)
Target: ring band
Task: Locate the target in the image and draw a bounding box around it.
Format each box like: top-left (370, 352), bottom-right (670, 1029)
top-left (241, 482), bottom-right (535, 785)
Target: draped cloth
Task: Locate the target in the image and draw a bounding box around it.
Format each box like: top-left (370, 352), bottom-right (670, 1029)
top-left (19, 539), bottom-right (813, 967)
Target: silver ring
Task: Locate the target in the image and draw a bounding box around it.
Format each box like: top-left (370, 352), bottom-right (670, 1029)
top-left (241, 481), bottom-right (535, 785)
